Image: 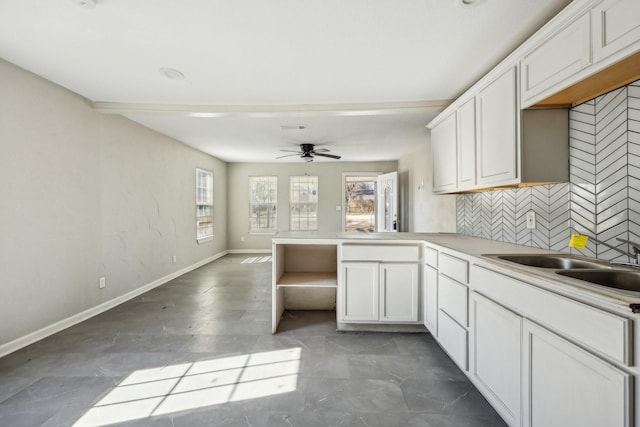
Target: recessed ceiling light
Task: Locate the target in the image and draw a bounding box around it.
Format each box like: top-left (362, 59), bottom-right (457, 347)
top-left (71, 0), bottom-right (97, 8)
top-left (458, 0), bottom-right (485, 7)
top-left (159, 68), bottom-right (185, 80)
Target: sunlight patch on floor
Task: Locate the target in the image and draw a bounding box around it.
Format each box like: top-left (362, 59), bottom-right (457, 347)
top-left (241, 256), bottom-right (272, 264)
top-left (72, 347), bottom-right (301, 427)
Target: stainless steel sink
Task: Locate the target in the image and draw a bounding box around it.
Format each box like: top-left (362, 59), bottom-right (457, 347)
top-left (496, 254), bottom-right (611, 269)
top-left (557, 270), bottom-right (640, 292)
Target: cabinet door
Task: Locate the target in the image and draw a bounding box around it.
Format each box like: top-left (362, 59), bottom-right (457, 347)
top-left (470, 292), bottom-right (521, 426)
top-left (431, 112), bottom-right (457, 193)
top-left (523, 320), bottom-right (632, 427)
top-left (521, 13), bottom-right (591, 106)
top-left (379, 263), bottom-right (418, 322)
top-left (592, 0), bottom-right (640, 62)
top-left (457, 97), bottom-right (476, 190)
top-left (477, 67), bottom-right (518, 186)
top-left (423, 265), bottom-right (438, 334)
top-left (341, 262), bottom-right (379, 322)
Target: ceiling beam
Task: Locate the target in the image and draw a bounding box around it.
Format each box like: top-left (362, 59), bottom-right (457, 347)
top-left (92, 100), bottom-right (452, 118)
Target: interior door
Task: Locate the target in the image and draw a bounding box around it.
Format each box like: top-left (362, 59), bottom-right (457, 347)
top-left (376, 171), bottom-right (398, 232)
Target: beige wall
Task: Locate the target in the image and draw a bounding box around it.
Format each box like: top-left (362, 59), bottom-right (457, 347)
top-left (397, 136), bottom-right (457, 232)
top-left (227, 161), bottom-right (398, 250)
top-left (0, 59), bottom-right (227, 348)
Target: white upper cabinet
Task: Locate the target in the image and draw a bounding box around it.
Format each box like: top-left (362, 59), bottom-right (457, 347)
top-left (456, 98), bottom-right (476, 191)
top-left (592, 0), bottom-right (640, 62)
top-left (476, 67), bottom-right (518, 187)
top-left (431, 111), bottom-right (457, 194)
top-left (427, 0), bottom-right (640, 193)
top-left (521, 13), bottom-right (591, 107)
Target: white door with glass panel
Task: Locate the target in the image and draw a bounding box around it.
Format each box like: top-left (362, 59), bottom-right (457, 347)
top-left (376, 171), bottom-right (398, 232)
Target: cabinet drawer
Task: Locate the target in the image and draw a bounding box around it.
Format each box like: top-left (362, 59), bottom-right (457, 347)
top-left (439, 274), bottom-right (469, 326)
top-left (439, 252), bottom-right (468, 284)
top-left (424, 246), bottom-right (438, 268)
top-left (341, 244), bottom-right (419, 262)
top-left (438, 310), bottom-right (468, 370)
top-left (472, 265), bottom-right (632, 365)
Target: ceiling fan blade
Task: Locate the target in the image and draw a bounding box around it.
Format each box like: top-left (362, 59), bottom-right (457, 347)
top-left (314, 152), bottom-right (341, 159)
top-left (275, 153), bottom-right (301, 159)
top-left (313, 148), bottom-right (330, 153)
top-left (280, 149), bottom-right (301, 153)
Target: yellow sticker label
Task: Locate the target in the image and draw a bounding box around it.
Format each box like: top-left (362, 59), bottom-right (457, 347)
top-left (569, 234), bottom-right (589, 249)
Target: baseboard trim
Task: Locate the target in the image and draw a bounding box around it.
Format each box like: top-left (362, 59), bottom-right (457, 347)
top-left (227, 249), bottom-right (272, 254)
top-left (0, 250), bottom-right (228, 358)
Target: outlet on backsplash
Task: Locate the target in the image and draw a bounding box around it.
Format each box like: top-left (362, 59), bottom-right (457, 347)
top-left (526, 211), bottom-right (536, 229)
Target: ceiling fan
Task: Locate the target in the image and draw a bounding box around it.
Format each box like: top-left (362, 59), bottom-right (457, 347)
top-left (276, 143), bottom-right (342, 162)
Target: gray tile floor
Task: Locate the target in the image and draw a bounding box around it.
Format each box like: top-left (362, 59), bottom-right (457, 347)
top-left (0, 255), bottom-right (506, 427)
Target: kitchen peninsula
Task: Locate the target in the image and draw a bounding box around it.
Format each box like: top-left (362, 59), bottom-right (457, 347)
top-left (272, 231), bottom-right (640, 427)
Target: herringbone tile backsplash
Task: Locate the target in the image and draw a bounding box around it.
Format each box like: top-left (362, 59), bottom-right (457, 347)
top-left (456, 80), bottom-right (640, 262)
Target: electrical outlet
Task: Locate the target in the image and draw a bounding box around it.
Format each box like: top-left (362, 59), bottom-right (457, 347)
top-left (526, 211), bottom-right (536, 229)
top-left (240, 236), bottom-right (245, 242)
top-left (336, 205), bottom-right (341, 211)
top-left (172, 255), bottom-right (177, 263)
top-left (99, 277), bottom-right (106, 289)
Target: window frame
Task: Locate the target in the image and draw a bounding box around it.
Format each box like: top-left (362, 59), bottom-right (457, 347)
top-left (195, 167), bottom-right (214, 242)
top-left (289, 175), bottom-right (318, 231)
top-left (249, 176), bottom-right (278, 233)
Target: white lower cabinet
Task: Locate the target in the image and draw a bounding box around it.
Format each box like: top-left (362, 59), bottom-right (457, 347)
top-left (470, 292), bottom-right (521, 426)
top-left (423, 264), bottom-right (438, 334)
top-left (380, 263), bottom-right (418, 322)
top-left (438, 310), bottom-right (468, 370)
top-left (341, 262), bottom-right (379, 322)
top-left (341, 261), bottom-right (418, 323)
top-left (523, 320), bottom-right (632, 427)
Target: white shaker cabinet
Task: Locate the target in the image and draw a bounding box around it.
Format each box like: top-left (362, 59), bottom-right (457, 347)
top-left (423, 245), bottom-right (439, 334)
top-left (340, 244), bottom-right (420, 324)
top-left (341, 262), bottom-right (418, 323)
top-left (431, 111), bottom-right (457, 194)
top-left (476, 66), bottom-right (518, 187)
top-left (522, 320), bottom-right (632, 427)
top-left (436, 252), bottom-right (470, 370)
top-left (423, 264), bottom-right (438, 334)
top-left (457, 97), bottom-right (476, 191)
top-left (592, 0), bottom-right (640, 62)
top-left (470, 292), bottom-right (522, 427)
top-left (521, 13), bottom-right (591, 106)
top-left (341, 262), bottom-right (379, 322)
top-left (379, 263), bottom-right (419, 322)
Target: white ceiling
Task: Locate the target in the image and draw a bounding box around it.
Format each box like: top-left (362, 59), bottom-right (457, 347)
top-left (0, 0), bottom-right (572, 162)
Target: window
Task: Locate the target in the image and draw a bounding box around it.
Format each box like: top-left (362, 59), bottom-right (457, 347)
top-left (344, 175), bottom-right (376, 232)
top-left (195, 168), bottom-right (213, 241)
top-left (290, 176), bottom-right (318, 231)
top-left (249, 176), bottom-right (277, 232)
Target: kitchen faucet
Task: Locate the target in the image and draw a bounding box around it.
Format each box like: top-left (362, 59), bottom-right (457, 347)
top-left (578, 235), bottom-right (640, 268)
top-left (615, 237), bottom-right (640, 266)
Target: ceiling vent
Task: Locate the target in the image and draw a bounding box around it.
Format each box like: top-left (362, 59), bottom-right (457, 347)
top-left (280, 125), bottom-right (306, 131)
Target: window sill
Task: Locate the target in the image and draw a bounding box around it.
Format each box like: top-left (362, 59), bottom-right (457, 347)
top-left (248, 232), bottom-right (277, 236)
top-left (197, 236), bottom-right (214, 244)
